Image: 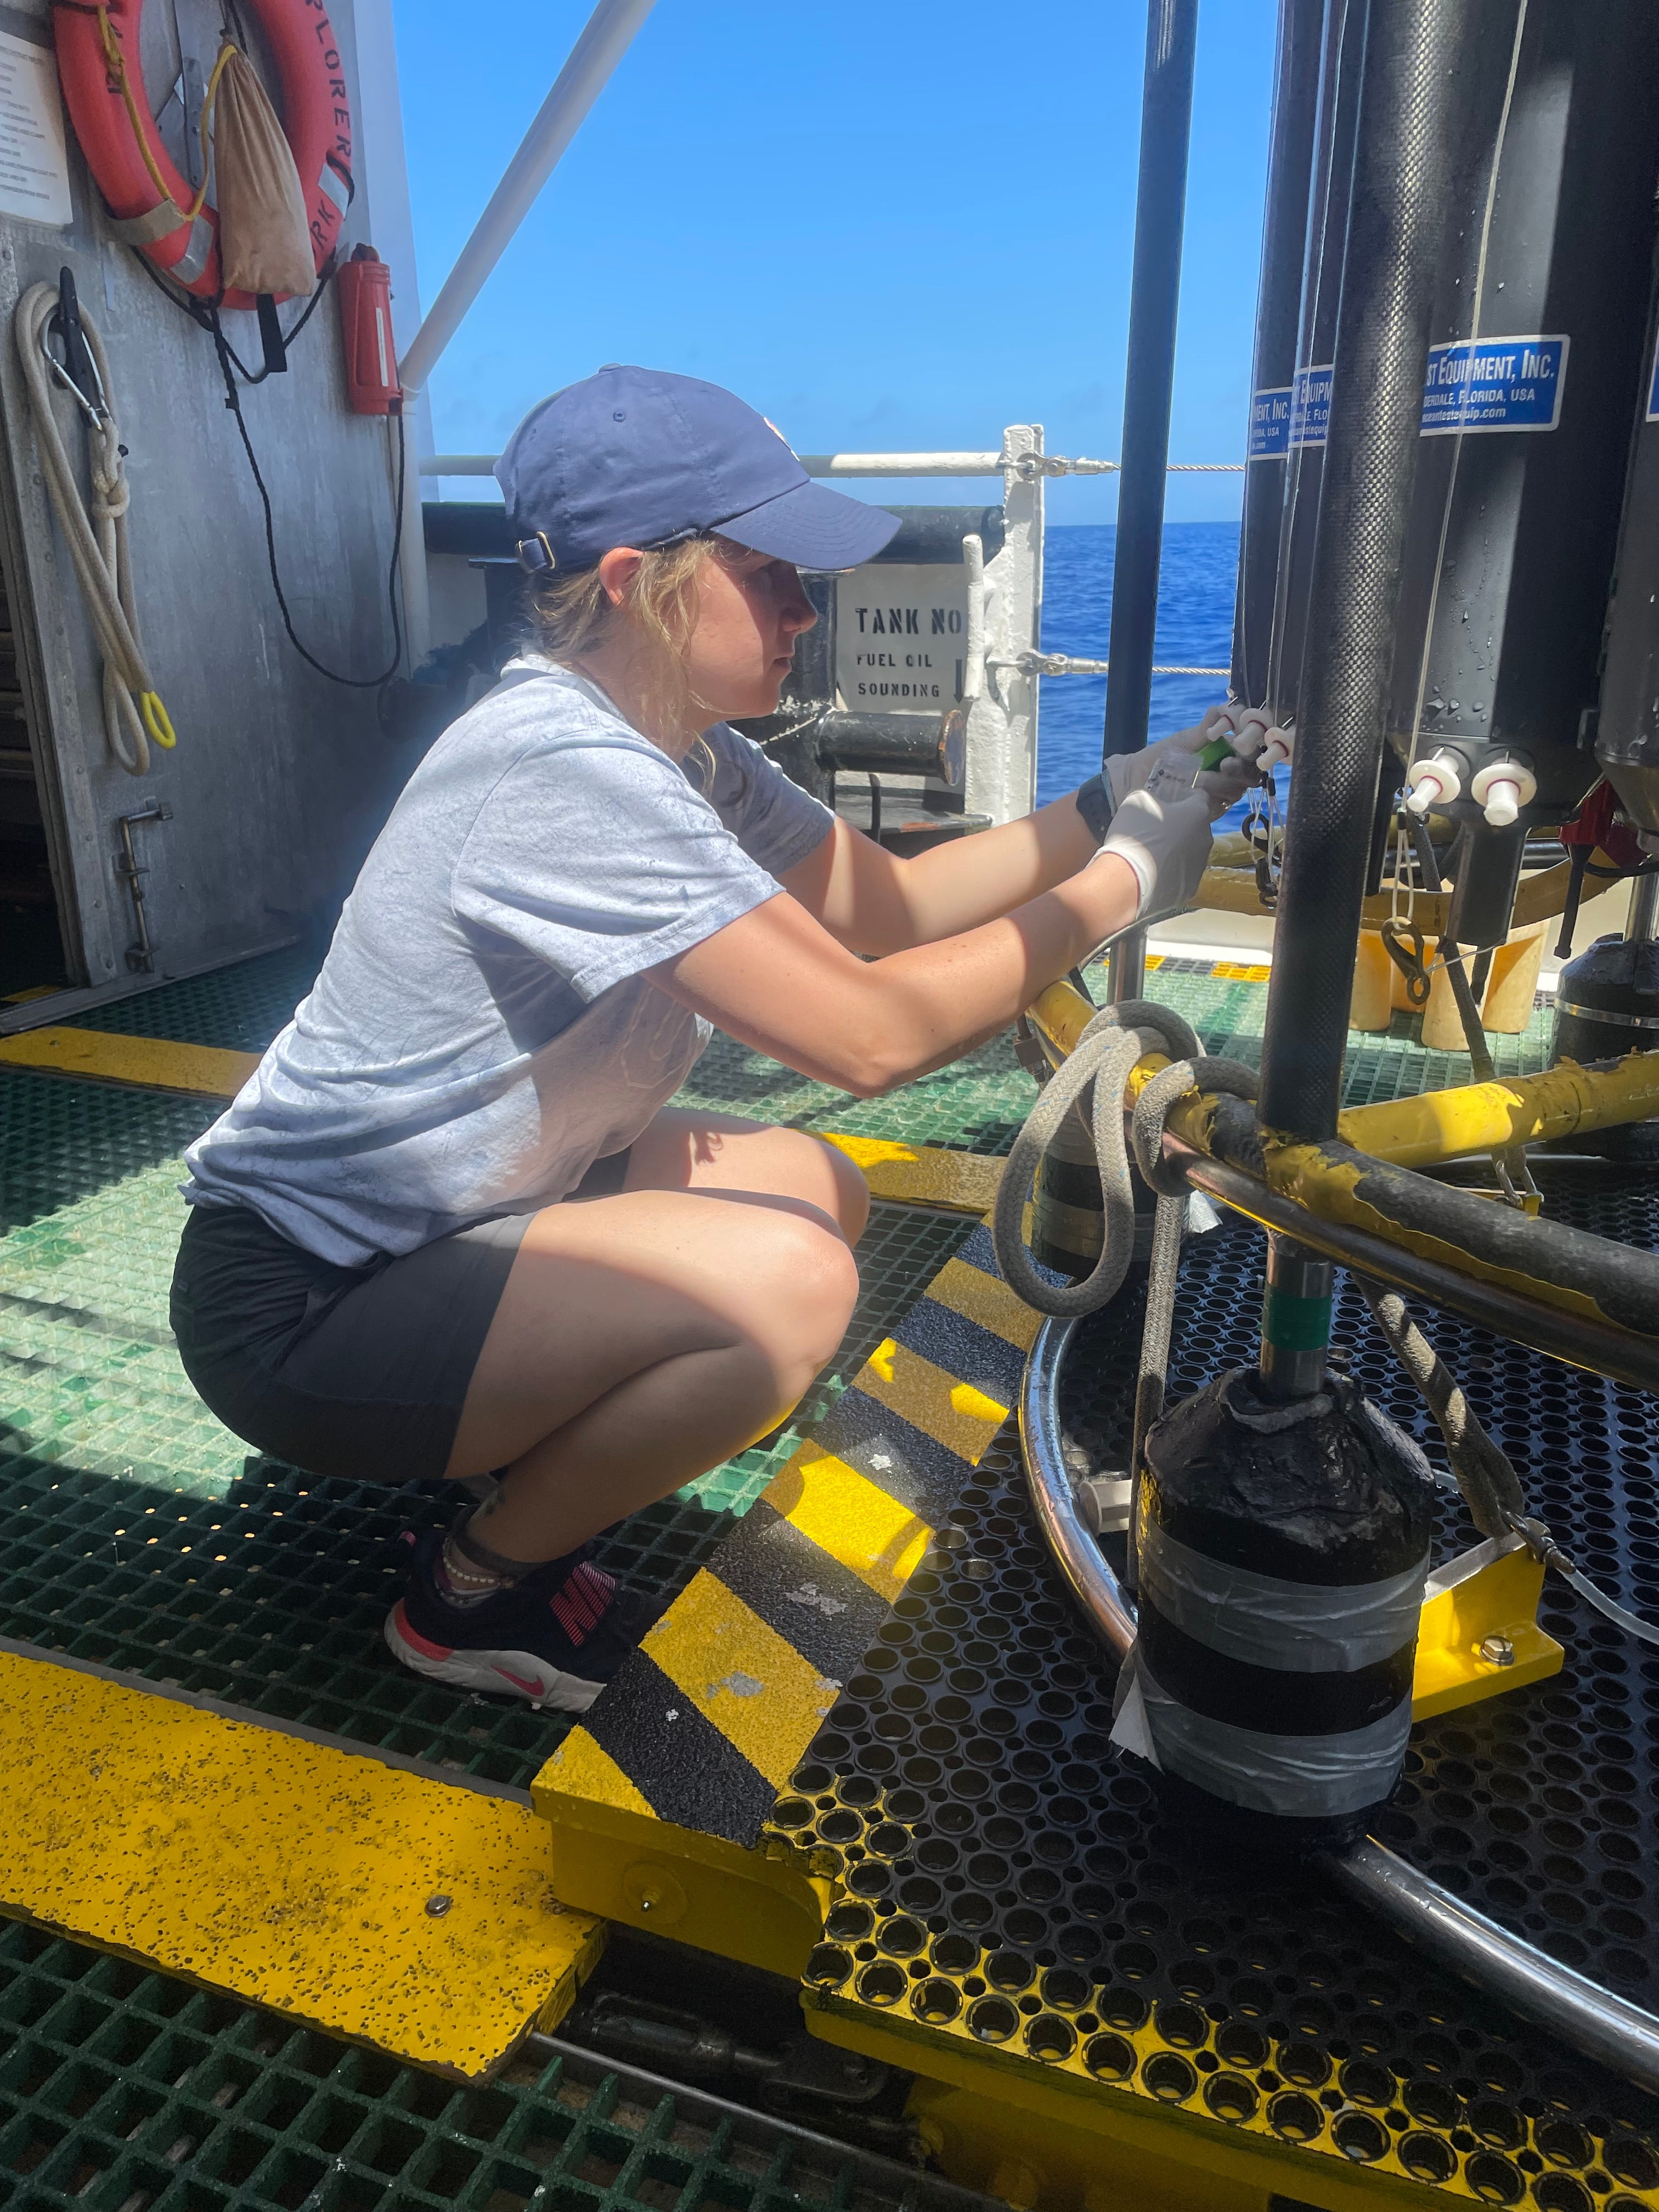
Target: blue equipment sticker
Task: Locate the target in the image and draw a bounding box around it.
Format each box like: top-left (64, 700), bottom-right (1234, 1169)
top-left (1289, 362), bottom-right (1333, 450)
top-left (1249, 385), bottom-right (1292, 460)
top-left (1420, 334), bottom-right (1568, 435)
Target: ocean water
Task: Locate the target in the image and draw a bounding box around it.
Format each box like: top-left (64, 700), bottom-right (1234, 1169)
top-left (1036, 521), bottom-right (1240, 807)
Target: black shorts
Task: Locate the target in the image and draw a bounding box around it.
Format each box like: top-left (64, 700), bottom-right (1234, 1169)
top-left (169, 1149), bottom-right (631, 1486)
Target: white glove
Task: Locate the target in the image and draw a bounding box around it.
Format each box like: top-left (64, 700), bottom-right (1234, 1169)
top-left (1093, 759), bottom-right (1215, 921)
top-left (1105, 702), bottom-right (1291, 820)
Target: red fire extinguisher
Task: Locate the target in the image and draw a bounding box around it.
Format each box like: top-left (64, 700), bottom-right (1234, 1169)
top-left (337, 245), bottom-right (402, 415)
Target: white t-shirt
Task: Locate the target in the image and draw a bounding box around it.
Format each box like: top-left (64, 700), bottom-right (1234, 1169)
top-left (182, 659), bottom-right (834, 1264)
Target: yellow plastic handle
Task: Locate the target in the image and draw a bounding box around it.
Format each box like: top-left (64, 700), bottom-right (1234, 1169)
top-left (139, 691), bottom-right (176, 750)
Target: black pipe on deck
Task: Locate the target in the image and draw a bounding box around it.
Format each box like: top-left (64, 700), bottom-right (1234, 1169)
top-left (1101, 0), bottom-right (1199, 774)
top-left (1256, 0), bottom-right (1472, 1142)
top-left (1231, 0), bottom-right (1324, 708)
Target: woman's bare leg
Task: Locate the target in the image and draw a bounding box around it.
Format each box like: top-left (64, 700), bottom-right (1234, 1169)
top-left (445, 1116), bottom-right (864, 1564)
top-left (620, 1109), bottom-right (870, 1243)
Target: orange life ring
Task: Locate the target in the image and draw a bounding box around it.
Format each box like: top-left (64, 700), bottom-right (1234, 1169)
top-left (53, 0), bottom-right (352, 312)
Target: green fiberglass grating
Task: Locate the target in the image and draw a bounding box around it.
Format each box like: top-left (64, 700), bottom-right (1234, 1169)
top-left (0, 1071), bottom-right (216, 1237)
top-left (13, 947), bottom-right (1554, 1161)
top-left (0, 1921), bottom-right (996, 2212)
top-left (70, 947), bottom-right (327, 1054)
top-left (0, 1153), bottom-right (969, 1790)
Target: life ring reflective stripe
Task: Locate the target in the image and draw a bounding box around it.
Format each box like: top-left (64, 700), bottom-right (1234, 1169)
top-left (53, 0), bottom-right (352, 311)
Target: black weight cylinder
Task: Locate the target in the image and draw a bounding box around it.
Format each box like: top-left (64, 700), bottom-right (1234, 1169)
top-left (1130, 1368), bottom-right (1436, 1852)
top-left (1028, 1101), bottom-right (1161, 1283)
top-left (1553, 934), bottom-right (1659, 1065)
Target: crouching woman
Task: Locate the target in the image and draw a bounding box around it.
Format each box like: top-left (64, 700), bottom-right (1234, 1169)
top-left (170, 366), bottom-right (1254, 1709)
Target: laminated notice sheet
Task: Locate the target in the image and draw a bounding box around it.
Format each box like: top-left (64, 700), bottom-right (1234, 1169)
top-left (0, 31), bottom-right (71, 229)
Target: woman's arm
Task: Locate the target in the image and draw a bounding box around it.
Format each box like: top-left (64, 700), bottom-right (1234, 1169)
top-left (781, 707), bottom-right (1269, 954)
top-left (658, 778), bottom-right (1214, 1097)
top-left (780, 799), bottom-right (1099, 957)
top-left (659, 853), bottom-right (1141, 1097)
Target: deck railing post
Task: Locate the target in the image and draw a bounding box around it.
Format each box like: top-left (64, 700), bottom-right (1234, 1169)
top-left (1103, 0), bottom-right (1199, 1006)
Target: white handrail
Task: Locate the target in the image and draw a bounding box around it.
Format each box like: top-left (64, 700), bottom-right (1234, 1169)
top-left (418, 449), bottom-right (1245, 480)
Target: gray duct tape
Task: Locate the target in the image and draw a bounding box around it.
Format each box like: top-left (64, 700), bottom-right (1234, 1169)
top-left (173, 217), bottom-right (214, 287)
top-left (1137, 1653), bottom-right (1414, 1816)
top-left (108, 200), bottom-right (186, 247)
top-left (1138, 1523), bottom-right (1429, 1674)
top-left (109, 204), bottom-right (214, 288)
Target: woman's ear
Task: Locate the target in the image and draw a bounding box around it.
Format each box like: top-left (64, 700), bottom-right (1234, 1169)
top-left (596, 547), bottom-right (646, 608)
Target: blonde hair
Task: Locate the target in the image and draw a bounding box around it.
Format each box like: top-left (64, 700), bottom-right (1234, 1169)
top-left (527, 538), bottom-right (717, 736)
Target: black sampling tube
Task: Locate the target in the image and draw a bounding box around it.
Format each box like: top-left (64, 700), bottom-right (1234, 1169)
top-left (1256, 0), bottom-right (1474, 1142)
top-left (1102, 0), bottom-right (1199, 771)
top-left (1232, 0), bottom-right (1324, 708)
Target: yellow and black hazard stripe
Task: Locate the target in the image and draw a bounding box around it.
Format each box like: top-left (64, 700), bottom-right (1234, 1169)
top-left (560, 1222), bottom-right (1039, 1847)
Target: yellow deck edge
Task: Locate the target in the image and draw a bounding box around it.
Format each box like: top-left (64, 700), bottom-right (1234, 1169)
top-left (0, 1646), bottom-right (602, 2080)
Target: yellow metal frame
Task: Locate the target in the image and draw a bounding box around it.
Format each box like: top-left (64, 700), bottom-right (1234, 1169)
top-left (533, 1737), bottom-right (833, 1980)
top-left (1412, 1532), bottom-right (1563, 1718)
top-left (1031, 977), bottom-right (1659, 1175)
top-left (810, 2003), bottom-right (1472, 2212)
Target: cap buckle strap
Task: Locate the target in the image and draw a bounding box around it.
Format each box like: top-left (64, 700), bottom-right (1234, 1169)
top-left (516, 531), bottom-right (557, 574)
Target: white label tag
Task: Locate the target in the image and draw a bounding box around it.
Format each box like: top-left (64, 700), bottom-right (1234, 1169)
top-left (0, 32), bottom-right (70, 229)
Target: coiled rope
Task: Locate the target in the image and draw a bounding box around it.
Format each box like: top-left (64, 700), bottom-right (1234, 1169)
top-left (990, 999), bottom-right (1257, 1317)
top-left (15, 282), bottom-right (174, 775)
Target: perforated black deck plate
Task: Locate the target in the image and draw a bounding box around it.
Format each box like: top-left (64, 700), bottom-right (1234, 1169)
top-left (781, 1164), bottom-right (1659, 2210)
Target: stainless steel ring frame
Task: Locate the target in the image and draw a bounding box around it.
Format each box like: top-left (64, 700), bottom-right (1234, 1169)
top-left (1019, 1313), bottom-right (1659, 2095)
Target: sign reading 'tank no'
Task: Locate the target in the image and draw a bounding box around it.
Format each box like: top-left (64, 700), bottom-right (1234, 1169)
top-left (834, 564), bottom-right (969, 709)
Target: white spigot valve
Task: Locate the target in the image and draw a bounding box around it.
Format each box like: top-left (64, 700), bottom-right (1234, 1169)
top-left (1469, 758), bottom-right (1538, 829)
top-left (1259, 719), bottom-right (1294, 771)
top-left (1404, 752), bottom-right (1463, 816)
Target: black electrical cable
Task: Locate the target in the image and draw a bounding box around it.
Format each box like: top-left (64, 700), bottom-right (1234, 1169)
top-left (127, 246), bottom-right (333, 382)
top-left (208, 307), bottom-right (405, 688)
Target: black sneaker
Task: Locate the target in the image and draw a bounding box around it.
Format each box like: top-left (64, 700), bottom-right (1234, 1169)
top-left (384, 1527), bottom-right (655, 1710)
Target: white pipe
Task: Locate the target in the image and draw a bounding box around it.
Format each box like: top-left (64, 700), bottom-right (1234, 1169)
top-left (417, 449), bottom-right (1009, 479)
top-left (419, 448), bottom-right (1239, 481)
top-left (961, 533), bottom-right (986, 703)
top-left (795, 452), bottom-right (1006, 477)
top-left (396, 0), bottom-right (657, 395)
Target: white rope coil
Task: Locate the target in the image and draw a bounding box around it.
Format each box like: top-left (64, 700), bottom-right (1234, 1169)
top-left (15, 283), bottom-right (164, 775)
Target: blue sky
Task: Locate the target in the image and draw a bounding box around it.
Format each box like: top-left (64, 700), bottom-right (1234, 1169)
top-left (391, 0), bottom-right (1276, 523)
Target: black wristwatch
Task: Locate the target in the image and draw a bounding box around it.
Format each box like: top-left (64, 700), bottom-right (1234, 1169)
top-left (1075, 771), bottom-right (1114, 845)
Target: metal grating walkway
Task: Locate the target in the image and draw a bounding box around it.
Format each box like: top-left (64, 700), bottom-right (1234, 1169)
top-left (0, 1920), bottom-right (996, 2212)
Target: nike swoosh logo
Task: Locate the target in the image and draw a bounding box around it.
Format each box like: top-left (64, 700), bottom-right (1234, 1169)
top-left (494, 1665), bottom-right (544, 1695)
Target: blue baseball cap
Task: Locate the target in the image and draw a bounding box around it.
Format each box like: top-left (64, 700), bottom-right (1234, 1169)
top-left (495, 365), bottom-right (901, 574)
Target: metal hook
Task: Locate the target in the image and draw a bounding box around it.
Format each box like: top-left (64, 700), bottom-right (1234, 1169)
top-left (42, 266), bottom-right (107, 427)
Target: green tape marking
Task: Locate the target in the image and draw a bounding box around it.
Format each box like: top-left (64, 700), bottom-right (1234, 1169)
top-left (1261, 1284), bottom-right (1334, 1352)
